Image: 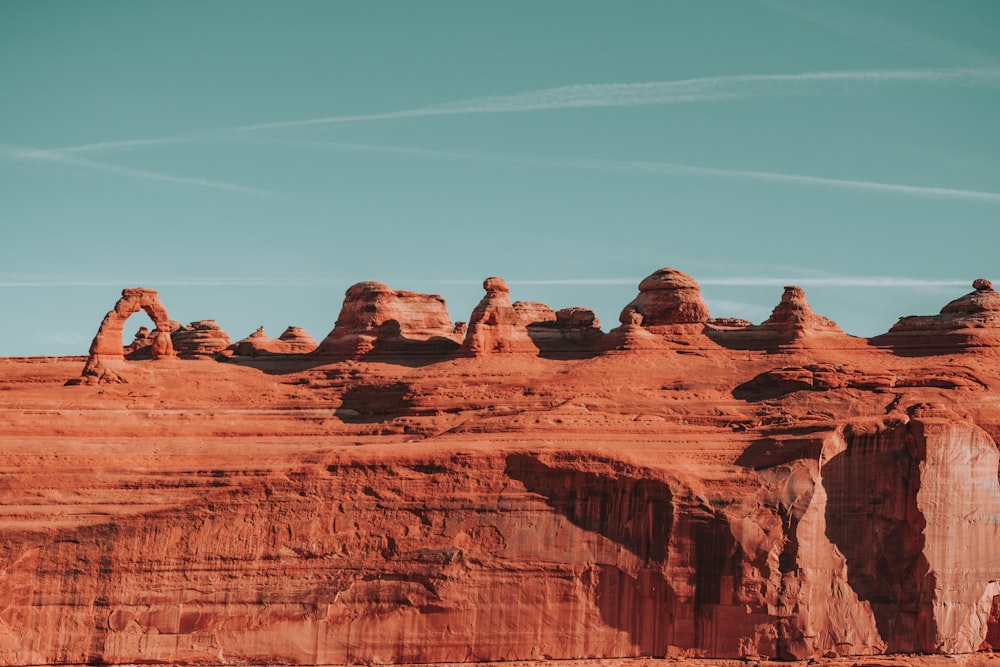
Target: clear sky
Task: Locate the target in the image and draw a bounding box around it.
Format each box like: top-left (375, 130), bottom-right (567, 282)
top-left (2, 1), bottom-right (999, 355)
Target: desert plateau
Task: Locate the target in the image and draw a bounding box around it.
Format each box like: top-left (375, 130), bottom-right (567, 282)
top-left (2, 270), bottom-right (1000, 666)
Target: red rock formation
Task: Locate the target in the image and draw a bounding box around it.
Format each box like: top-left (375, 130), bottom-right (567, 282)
top-left (526, 307), bottom-right (605, 356)
top-left (874, 279), bottom-right (1000, 354)
top-left (460, 277), bottom-right (538, 355)
top-left (606, 269), bottom-right (713, 350)
top-left (316, 282), bottom-right (460, 358)
top-left (619, 268), bottom-right (710, 326)
top-left (710, 286), bottom-right (860, 350)
top-left (278, 326), bottom-right (317, 353)
top-left (170, 320), bottom-right (232, 359)
top-left (11, 272), bottom-right (1000, 664)
top-left (513, 301), bottom-right (557, 326)
top-left (228, 326), bottom-right (317, 356)
top-left (79, 288), bottom-right (177, 383)
top-left (87, 288), bottom-right (176, 360)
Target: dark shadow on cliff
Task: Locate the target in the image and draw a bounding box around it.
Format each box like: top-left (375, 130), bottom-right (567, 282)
top-left (220, 322), bottom-right (461, 374)
top-left (866, 331), bottom-right (971, 358)
top-left (704, 326), bottom-right (789, 353)
top-left (732, 371), bottom-right (794, 401)
top-left (505, 453), bottom-right (737, 656)
top-left (335, 382), bottom-right (415, 423)
top-left (525, 323), bottom-right (606, 360)
top-left (822, 426), bottom-right (937, 652)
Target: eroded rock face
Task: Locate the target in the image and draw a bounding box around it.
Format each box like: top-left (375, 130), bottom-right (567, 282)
top-left (526, 307), bottom-right (605, 355)
top-left (278, 326), bottom-right (318, 353)
top-left (88, 288), bottom-right (176, 360)
top-left (874, 279), bottom-right (1000, 354)
top-left (619, 268), bottom-right (710, 326)
top-left (710, 286), bottom-right (857, 351)
top-left (26, 272), bottom-right (1000, 663)
top-left (316, 282), bottom-right (460, 358)
top-left (170, 320), bottom-right (232, 359)
top-left (79, 288), bottom-right (177, 383)
top-left (228, 326), bottom-right (317, 356)
top-left (460, 277), bottom-right (538, 355)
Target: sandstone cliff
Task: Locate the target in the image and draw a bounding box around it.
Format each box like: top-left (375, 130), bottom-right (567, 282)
top-left (6, 272), bottom-right (1000, 665)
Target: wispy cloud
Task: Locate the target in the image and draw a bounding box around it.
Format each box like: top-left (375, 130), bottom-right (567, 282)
top-left (257, 139), bottom-right (1000, 204)
top-left (0, 142), bottom-right (271, 195)
top-left (0, 278), bottom-right (312, 288)
top-left (599, 158), bottom-right (1000, 204)
top-left (698, 277), bottom-right (969, 287)
top-left (0, 275), bottom-right (974, 291)
top-left (225, 67), bottom-right (1000, 134)
top-left (16, 67), bottom-right (1000, 159)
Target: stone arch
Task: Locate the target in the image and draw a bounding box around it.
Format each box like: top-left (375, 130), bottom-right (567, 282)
top-left (88, 288), bottom-right (176, 360)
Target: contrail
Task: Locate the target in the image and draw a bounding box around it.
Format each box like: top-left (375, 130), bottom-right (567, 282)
top-left (18, 67), bottom-right (1000, 157)
top-left (601, 158), bottom-right (1000, 203)
top-left (227, 67), bottom-right (1000, 133)
top-left (260, 140), bottom-right (1000, 204)
top-left (0, 141), bottom-right (271, 195)
top-left (0, 276), bottom-right (973, 290)
top-left (698, 277), bottom-right (970, 287)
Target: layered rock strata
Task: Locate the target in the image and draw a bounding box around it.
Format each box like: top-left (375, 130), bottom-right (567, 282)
top-left (710, 286), bottom-right (859, 351)
top-left (316, 282), bottom-right (460, 358)
top-left (873, 279), bottom-right (1000, 354)
top-left (25, 269), bottom-right (1000, 664)
top-left (170, 320), bottom-right (232, 359)
top-left (460, 277), bottom-right (538, 355)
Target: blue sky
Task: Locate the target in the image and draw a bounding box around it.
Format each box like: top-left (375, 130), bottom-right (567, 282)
top-left (2, 1), bottom-right (999, 355)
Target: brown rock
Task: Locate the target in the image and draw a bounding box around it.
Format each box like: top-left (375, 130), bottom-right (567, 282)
top-left (460, 277), bottom-right (538, 355)
top-left (709, 286), bottom-right (860, 351)
top-left (87, 288), bottom-right (176, 360)
top-left (874, 279), bottom-right (1000, 353)
top-left (619, 268), bottom-right (710, 326)
top-left (524, 307), bottom-right (605, 356)
top-left (316, 282), bottom-right (460, 358)
top-left (17, 273), bottom-right (1000, 663)
top-left (170, 320), bottom-right (232, 359)
top-left (278, 326), bottom-right (317, 353)
top-left (80, 287), bottom-right (177, 383)
top-left (513, 301), bottom-right (557, 326)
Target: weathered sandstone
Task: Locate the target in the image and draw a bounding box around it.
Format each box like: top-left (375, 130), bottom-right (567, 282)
top-left (709, 286), bottom-right (860, 351)
top-left (8, 270), bottom-right (1000, 665)
top-left (460, 277), bottom-right (538, 355)
top-left (317, 282), bottom-right (460, 358)
top-left (170, 320), bottom-right (232, 359)
top-left (873, 279), bottom-right (1000, 354)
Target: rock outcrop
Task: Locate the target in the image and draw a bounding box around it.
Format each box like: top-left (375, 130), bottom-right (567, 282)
top-left (619, 268), bottom-right (710, 326)
top-left (460, 277), bottom-right (538, 355)
top-left (170, 320), bottom-right (232, 359)
top-left (606, 269), bottom-right (712, 350)
top-left (32, 271), bottom-right (1000, 664)
top-left (79, 288), bottom-right (177, 383)
top-left (227, 326), bottom-right (317, 356)
top-left (873, 279), bottom-right (1000, 354)
top-left (316, 282), bottom-right (461, 358)
top-left (525, 307), bottom-right (605, 356)
top-left (277, 326), bottom-right (318, 353)
top-left (710, 286), bottom-right (858, 350)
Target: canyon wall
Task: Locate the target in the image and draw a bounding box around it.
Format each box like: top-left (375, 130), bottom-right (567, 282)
top-left (3, 269), bottom-right (1000, 664)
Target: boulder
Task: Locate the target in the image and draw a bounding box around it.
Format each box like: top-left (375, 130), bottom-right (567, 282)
top-left (872, 279), bottom-right (1000, 354)
top-left (708, 286), bottom-right (860, 351)
top-left (619, 268), bottom-right (710, 326)
top-left (316, 282), bottom-right (460, 358)
top-left (460, 277), bottom-right (538, 355)
top-left (278, 326), bottom-right (318, 353)
top-left (170, 320), bottom-right (232, 359)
